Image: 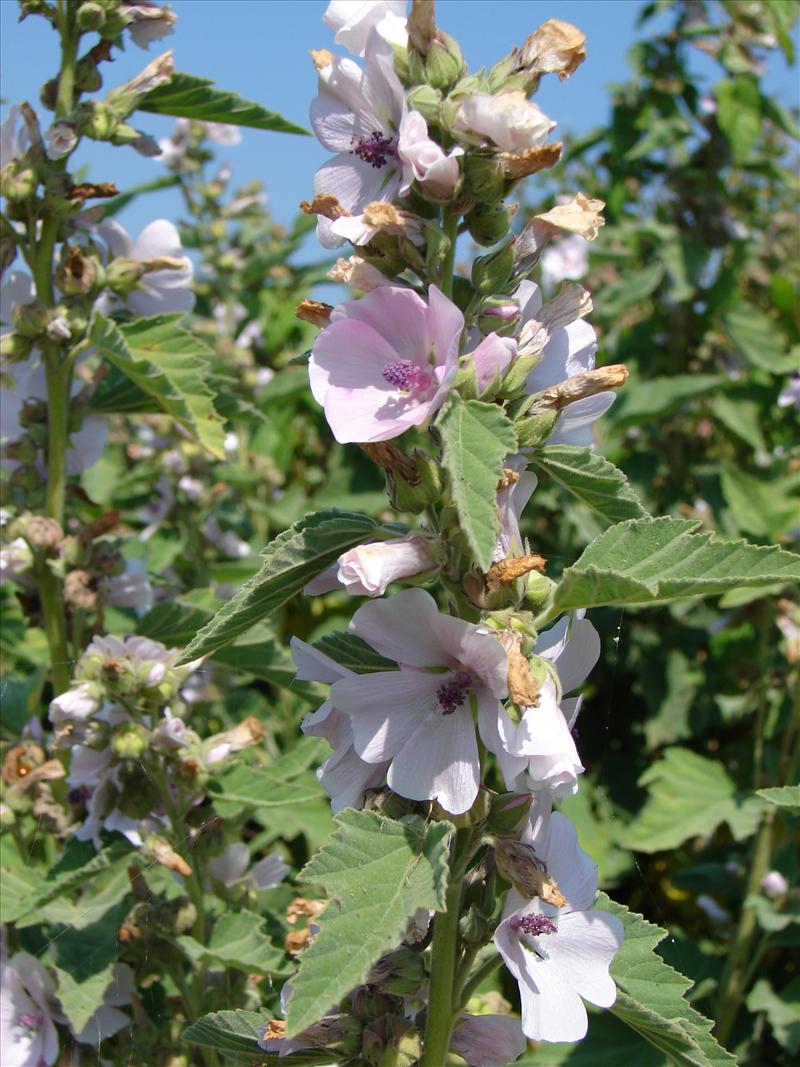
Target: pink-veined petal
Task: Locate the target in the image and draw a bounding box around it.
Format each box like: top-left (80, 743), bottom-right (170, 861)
top-left (331, 669), bottom-right (439, 763)
top-left (389, 702), bottom-right (480, 813)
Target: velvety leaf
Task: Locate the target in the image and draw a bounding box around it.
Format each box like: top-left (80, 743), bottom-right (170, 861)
top-left (182, 1010), bottom-right (269, 1057)
top-left (91, 313), bottom-right (226, 458)
top-left (622, 747), bottom-right (765, 852)
top-left (177, 909), bottom-right (289, 976)
top-left (601, 894), bottom-right (737, 1065)
top-left (529, 446), bottom-right (648, 523)
top-left (550, 517), bottom-right (800, 614)
top-left (208, 738), bottom-right (328, 817)
top-left (139, 72), bottom-right (309, 135)
top-left (610, 375), bottom-right (723, 424)
top-left (178, 510), bottom-right (385, 662)
top-left (286, 810), bottom-right (452, 1036)
top-left (438, 396), bottom-right (517, 571)
top-left (53, 901), bottom-right (130, 1033)
top-left (721, 302), bottom-right (797, 373)
top-left (746, 978), bottom-right (800, 1054)
top-left (756, 785), bottom-right (800, 810)
top-left (720, 463), bottom-right (800, 540)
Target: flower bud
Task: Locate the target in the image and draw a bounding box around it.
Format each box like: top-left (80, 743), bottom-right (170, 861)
top-left (0, 331), bottom-right (33, 361)
top-left (111, 722), bottom-right (150, 760)
top-left (459, 904), bottom-right (490, 944)
top-left (515, 409), bottom-right (560, 449)
top-left (44, 121), bottom-right (78, 160)
top-left (55, 246), bottom-right (104, 296)
top-left (408, 30), bottom-right (466, 91)
top-left (106, 50), bottom-right (174, 119)
top-left (487, 791), bottom-right (533, 836)
top-left (466, 202), bottom-right (515, 246)
top-left (477, 298), bottom-right (520, 337)
top-left (495, 837), bottom-right (567, 906)
top-left (350, 988), bottom-right (405, 1023)
top-left (0, 164), bottom-right (37, 201)
top-left (78, 100), bottom-right (116, 141)
top-left (405, 84), bottom-right (442, 125)
top-left (0, 802), bottom-right (15, 829)
top-left (12, 513), bottom-right (63, 551)
top-left (524, 570), bottom-right (556, 613)
top-left (77, 2), bottom-right (106, 30)
top-left (463, 153), bottom-right (506, 204)
top-left (471, 243), bottom-right (514, 294)
top-left (368, 948), bottom-right (426, 996)
top-left (761, 870), bottom-right (789, 899)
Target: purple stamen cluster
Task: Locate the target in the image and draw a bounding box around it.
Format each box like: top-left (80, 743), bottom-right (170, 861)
top-left (19, 1012), bottom-right (44, 1030)
top-left (351, 130), bottom-right (396, 169)
top-left (513, 914), bottom-right (558, 937)
top-left (382, 359), bottom-right (432, 393)
top-left (436, 670), bottom-right (473, 715)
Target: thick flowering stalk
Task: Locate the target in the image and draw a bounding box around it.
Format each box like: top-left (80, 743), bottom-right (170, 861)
top-left (287, 2), bottom-right (626, 1061)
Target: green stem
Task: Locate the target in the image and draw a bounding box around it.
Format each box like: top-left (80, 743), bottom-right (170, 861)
top-left (457, 951), bottom-right (503, 1010)
top-left (713, 811), bottom-right (775, 1047)
top-left (420, 852), bottom-right (463, 1067)
top-left (55, 6), bottom-right (78, 121)
top-left (439, 210), bottom-right (459, 298)
top-left (35, 564), bottom-right (72, 695)
top-left (42, 349), bottom-right (71, 522)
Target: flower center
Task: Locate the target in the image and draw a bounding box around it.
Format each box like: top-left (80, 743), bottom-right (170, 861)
top-left (382, 359), bottom-right (432, 393)
top-left (351, 131), bottom-right (396, 169)
top-left (436, 671), bottom-right (473, 715)
top-left (511, 914), bottom-right (557, 937)
top-left (19, 1011), bottom-right (45, 1031)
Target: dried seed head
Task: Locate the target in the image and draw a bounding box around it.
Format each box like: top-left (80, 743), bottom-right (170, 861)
top-left (296, 298), bottom-right (333, 328)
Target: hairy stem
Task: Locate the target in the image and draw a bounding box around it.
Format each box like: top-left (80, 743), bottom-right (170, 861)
top-left (457, 951), bottom-right (503, 1010)
top-left (35, 563), bottom-right (72, 695)
top-left (439, 209), bottom-right (459, 298)
top-left (420, 853), bottom-right (463, 1067)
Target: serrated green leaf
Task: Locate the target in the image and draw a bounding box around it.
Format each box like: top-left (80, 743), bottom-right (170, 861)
top-left (177, 909), bottom-right (289, 976)
top-left (623, 747), bottom-right (765, 852)
top-left (601, 893), bottom-right (737, 1066)
top-left (208, 737), bottom-right (328, 817)
top-left (312, 631), bottom-right (398, 674)
top-left (182, 1009), bottom-right (269, 1057)
top-left (756, 785), bottom-right (800, 810)
top-left (720, 463), bottom-right (800, 541)
top-left (178, 510), bottom-right (384, 662)
top-left (715, 76), bottom-right (761, 163)
top-left (550, 517), bottom-right (800, 614)
top-left (91, 313), bottom-right (226, 458)
top-left (529, 446), bottom-right (648, 523)
top-left (438, 396), bottom-right (517, 571)
top-left (721, 303), bottom-right (797, 373)
top-left (29, 837), bottom-right (132, 912)
top-left (53, 901), bottom-right (129, 1034)
top-left (747, 978), bottom-right (800, 1054)
top-left (139, 72), bottom-right (309, 135)
top-left (286, 810), bottom-right (452, 1036)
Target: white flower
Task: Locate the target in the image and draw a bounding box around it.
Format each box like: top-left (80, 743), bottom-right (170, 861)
top-left (305, 535), bottom-right (436, 597)
top-left (1, 104), bottom-right (31, 164)
top-left (495, 805), bottom-right (623, 1042)
top-left (71, 964), bottom-right (133, 1044)
top-left (397, 110), bottom-right (462, 198)
top-left (204, 516), bottom-right (250, 559)
top-left (760, 870), bottom-right (789, 898)
top-left (454, 90), bottom-right (555, 153)
top-left (208, 843), bottom-right (289, 890)
top-left (0, 952), bottom-right (60, 1067)
top-left (0, 538), bottom-right (33, 583)
top-left (293, 637), bottom-right (389, 812)
top-left (95, 219), bottom-right (195, 317)
top-left (120, 2), bottom-right (177, 50)
top-left (778, 374), bottom-right (800, 410)
top-left (106, 559), bottom-right (153, 614)
top-left (44, 121), bottom-right (77, 160)
top-left (696, 895), bottom-right (730, 924)
top-left (323, 0), bottom-right (408, 55)
top-left (204, 122), bottom-right (242, 146)
top-left (49, 682), bottom-right (103, 727)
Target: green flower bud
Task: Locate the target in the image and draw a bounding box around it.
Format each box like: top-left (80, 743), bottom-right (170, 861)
top-left (471, 243), bottom-right (514, 294)
top-left (40, 78), bottom-right (58, 111)
top-left (466, 202), bottom-right (515, 246)
top-left (377, 1017), bottom-right (423, 1067)
top-left (350, 987), bottom-right (405, 1023)
top-left (524, 570), bottom-right (556, 614)
top-left (78, 100), bottom-right (117, 141)
top-left (405, 84), bottom-right (442, 125)
top-left (369, 947), bottom-right (426, 996)
top-left (0, 164), bottom-right (37, 202)
top-left (478, 299), bottom-right (521, 338)
top-left (486, 791), bottom-right (532, 836)
top-left (111, 722), bottom-right (150, 760)
top-left (0, 331), bottom-right (33, 362)
top-left (450, 274), bottom-right (475, 312)
top-left (515, 409), bottom-right (559, 448)
top-left (463, 153), bottom-right (507, 204)
top-left (387, 450), bottom-right (441, 515)
top-left (77, 2), bottom-right (106, 30)
top-left (0, 802), bottom-right (16, 829)
top-left (459, 904), bottom-right (490, 944)
top-left (408, 30), bottom-right (466, 91)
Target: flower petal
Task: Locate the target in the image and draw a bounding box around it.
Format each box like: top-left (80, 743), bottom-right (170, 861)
top-left (331, 669), bottom-right (439, 762)
top-left (389, 703), bottom-right (480, 813)
top-left (349, 587), bottom-right (451, 666)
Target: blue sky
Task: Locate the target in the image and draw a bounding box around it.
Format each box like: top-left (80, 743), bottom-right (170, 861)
top-left (1, 0), bottom-right (797, 240)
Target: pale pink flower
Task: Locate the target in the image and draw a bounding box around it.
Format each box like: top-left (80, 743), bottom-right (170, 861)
top-left (204, 516), bottom-right (251, 559)
top-left (469, 332), bottom-right (518, 395)
top-left (450, 1013), bottom-right (527, 1067)
top-left (71, 964), bottom-right (133, 1044)
top-left (305, 535), bottom-right (436, 597)
top-left (151, 709), bottom-right (190, 751)
top-left (121, 2), bottom-right (177, 49)
top-left (696, 895), bottom-right (730, 924)
top-left (541, 235), bottom-right (589, 289)
top-left (397, 111), bottom-right (462, 198)
top-left (495, 804), bottom-right (623, 1042)
top-left (1, 104), bottom-right (31, 164)
top-left (49, 682), bottom-right (103, 727)
top-left (106, 559), bottom-right (153, 614)
top-left (453, 90), bottom-right (555, 153)
top-left (329, 588), bottom-right (508, 814)
top-left (0, 952), bottom-right (60, 1067)
top-left (0, 538), bottom-right (33, 582)
top-left (309, 284), bottom-right (463, 443)
top-left (761, 870), bottom-right (789, 898)
top-left (323, 0), bottom-right (408, 55)
top-left (293, 637), bottom-right (389, 812)
top-left (204, 122), bottom-right (241, 146)
top-left (778, 374), bottom-right (800, 410)
top-left (95, 219), bottom-right (194, 316)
